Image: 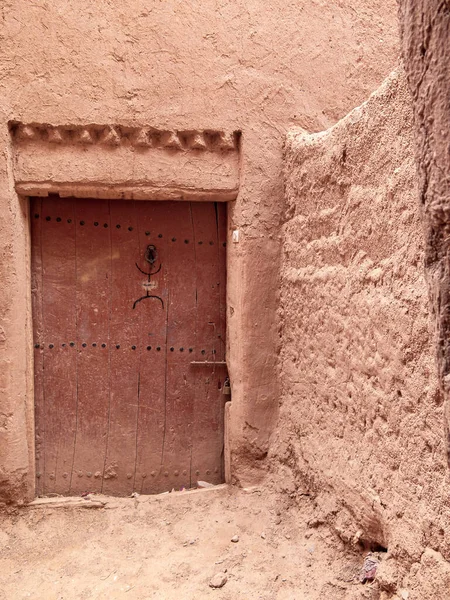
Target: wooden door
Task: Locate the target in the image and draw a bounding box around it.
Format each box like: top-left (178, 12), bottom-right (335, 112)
top-left (31, 198), bottom-right (227, 496)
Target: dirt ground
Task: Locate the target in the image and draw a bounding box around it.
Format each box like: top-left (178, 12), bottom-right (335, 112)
top-left (0, 485), bottom-right (379, 600)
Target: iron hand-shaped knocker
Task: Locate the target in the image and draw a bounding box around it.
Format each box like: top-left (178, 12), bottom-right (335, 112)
top-left (132, 244), bottom-right (164, 310)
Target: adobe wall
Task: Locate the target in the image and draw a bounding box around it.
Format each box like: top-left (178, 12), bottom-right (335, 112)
top-left (0, 1), bottom-right (399, 502)
top-left (399, 0), bottom-right (450, 476)
top-left (276, 70), bottom-right (450, 598)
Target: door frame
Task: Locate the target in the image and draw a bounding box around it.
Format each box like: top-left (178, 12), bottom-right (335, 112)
top-left (5, 122), bottom-right (240, 501)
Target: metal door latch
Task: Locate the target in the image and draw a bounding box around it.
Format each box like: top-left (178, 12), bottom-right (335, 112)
top-left (223, 377), bottom-right (231, 396)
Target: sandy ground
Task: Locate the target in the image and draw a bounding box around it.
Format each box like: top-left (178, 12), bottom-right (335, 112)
top-left (0, 485), bottom-right (377, 600)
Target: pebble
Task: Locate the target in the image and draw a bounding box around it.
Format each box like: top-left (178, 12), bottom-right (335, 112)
top-left (209, 572), bottom-right (228, 588)
top-left (261, 532), bottom-right (266, 539)
top-left (231, 535), bottom-right (239, 543)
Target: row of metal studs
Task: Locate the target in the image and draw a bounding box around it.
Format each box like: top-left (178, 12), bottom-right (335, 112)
top-left (37, 467), bottom-right (219, 479)
top-left (33, 215), bottom-right (226, 245)
top-left (35, 213), bottom-right (144, 230)
top-left (34, 344), bottom-right (214, 354)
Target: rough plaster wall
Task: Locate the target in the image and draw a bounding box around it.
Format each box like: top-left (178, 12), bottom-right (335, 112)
top-left (276, 71), bottom-right (450, 598)
top-left (0, 0), bottom-right (399, 502)
top-left (0, 130), bottom-right (34, 503)
top-left (394, 3), bottom-right (450, 595)
top-left (398, 0), bottom-right (450, 474)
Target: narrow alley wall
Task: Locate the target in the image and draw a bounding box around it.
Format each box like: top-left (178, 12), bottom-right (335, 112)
top-left (276, 70), bottom-right (450, 598)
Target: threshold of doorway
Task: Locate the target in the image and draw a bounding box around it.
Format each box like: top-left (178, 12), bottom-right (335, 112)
top-left (28, 483), bottom-right (230, 510)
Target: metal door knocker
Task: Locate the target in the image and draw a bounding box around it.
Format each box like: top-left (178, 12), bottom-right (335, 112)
top-left (132, 244), bottom-right (164, 310)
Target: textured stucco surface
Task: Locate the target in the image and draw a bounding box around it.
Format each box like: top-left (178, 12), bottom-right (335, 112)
top-left (398, 0), bottom-right (450, 464)
top-left (0, 0), bottom-right (399, 502)
top-left (394, 4), bottom-right (450, 595)
top-left (276, 70), bottom-right (450, 598)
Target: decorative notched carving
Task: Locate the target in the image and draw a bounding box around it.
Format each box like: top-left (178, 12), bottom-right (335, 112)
top-left (16, 124), bottom-right (39, 142)
top-left (9, 122), bottom-right (240, 153)
top-left (47, 128), bottom-right (64, 144)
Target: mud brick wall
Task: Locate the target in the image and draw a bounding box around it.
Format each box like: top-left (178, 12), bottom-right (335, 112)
top-left (276, 70), bottom-right (450, 597)
top-left (0, 0), bottom-right (399, 502)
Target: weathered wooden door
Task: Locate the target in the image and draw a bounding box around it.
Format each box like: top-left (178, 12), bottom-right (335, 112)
top-left (31, 198), bottom-right (227, 496)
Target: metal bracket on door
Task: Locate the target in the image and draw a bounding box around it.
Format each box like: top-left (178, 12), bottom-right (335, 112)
top-left (190, 361), bottom-right (227, 365)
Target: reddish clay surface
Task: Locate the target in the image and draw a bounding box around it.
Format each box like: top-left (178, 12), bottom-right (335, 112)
top-left (0, 0), bottom-right (399, 503)
top-left (7, 1), bottom-right (450, 597)
top-left (0, 486), bottom-right (386, 600)
top-left (278, 70), bottom-right (450, 599)
top-left (399, 0), bottom-right (450, 464)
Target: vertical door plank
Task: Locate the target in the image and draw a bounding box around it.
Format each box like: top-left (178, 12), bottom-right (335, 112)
top-left (161, 202), bottom-right (196, 491)
top-left (39, 197), bottom-right (78, 495)
top-left (134, 202), bottom-right (168, 493)
top-left (217, 202), bottom-right (227, 362)
top-left (30, 198), bottom-right (45, 496)
top-left (190, 202), bottom-right (227, 486)
top-left (102, 201), bottom-right (140, 495)
top-left (70, 199), bottom-right (111, 494)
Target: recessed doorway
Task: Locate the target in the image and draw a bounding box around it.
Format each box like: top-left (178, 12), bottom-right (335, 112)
top-left (31, 197), bottom-right (227, 496)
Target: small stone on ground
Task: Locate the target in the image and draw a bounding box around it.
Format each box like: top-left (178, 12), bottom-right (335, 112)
top-left (209, 572), bottom-right (228, 588)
